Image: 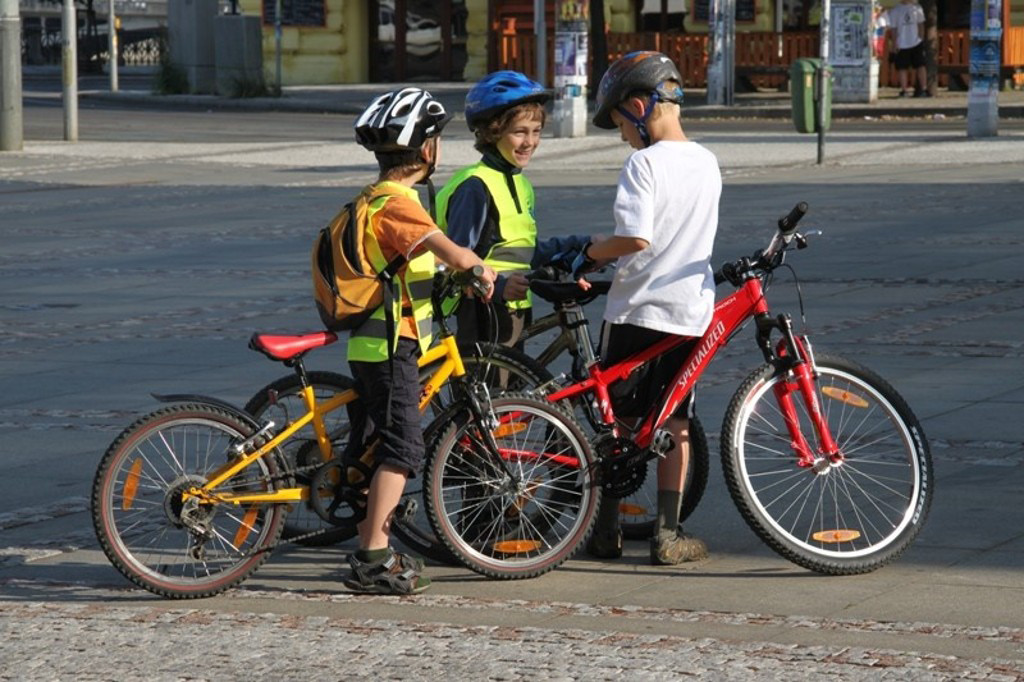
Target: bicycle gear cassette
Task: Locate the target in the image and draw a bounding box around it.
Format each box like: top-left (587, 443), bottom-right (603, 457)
top-left (595, 434), bottom-right (648, 499)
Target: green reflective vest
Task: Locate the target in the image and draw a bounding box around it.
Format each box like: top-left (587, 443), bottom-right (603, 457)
top-left (346, 191), bottom-right (435, 363)
top-left (436, 161), bottom-right (537, 311)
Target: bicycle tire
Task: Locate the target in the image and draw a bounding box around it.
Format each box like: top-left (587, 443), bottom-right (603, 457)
top-left (244, 371), bottom-right (362, 547)
top-left (423, 392), bottom-right (599, 579)
top-left (620, 413), bottom-right (711, 540)
top-left (721, 352), bottom-right (933, 575)
top-left (91, 404), bottom-right (287, 598)
top-left (392, 344), bottom-right (555, 564)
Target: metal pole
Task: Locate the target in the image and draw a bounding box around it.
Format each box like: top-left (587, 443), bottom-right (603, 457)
top-left (725, 0), bottom-right (735, 105)
top-left (707, 0), bottom-right (724, 104)
top-left (816, 0), bottom-right (830, 163)
top-left (63, 0), bottom-right (78, 142)
top-left (776, 0), bottom-right (784, 59)
top-left (535, 0), bottom-right (547, 86)
top-left (274, 0), bottom-right (282, 92)
top-left (707, 0), bottom-right (735, 105)
top-left (0, 0), bottom-right (23, 151)
top-left (108, 0), bottom-right (118, 92)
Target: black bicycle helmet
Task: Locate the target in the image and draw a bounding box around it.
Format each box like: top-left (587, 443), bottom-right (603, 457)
top-left (464, 71), bottom-right (551, 131)
top-left (354, 87), bottom-right (452, 152)
top-left (592, 51), bottom-right (684, 131)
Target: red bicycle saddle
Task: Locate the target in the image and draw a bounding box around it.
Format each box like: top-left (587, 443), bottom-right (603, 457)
top-left (249, 331), bottom-right (338, 361)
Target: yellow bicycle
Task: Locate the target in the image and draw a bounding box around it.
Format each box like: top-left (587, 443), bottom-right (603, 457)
top-left (91, 268), bottom-right (598, 598)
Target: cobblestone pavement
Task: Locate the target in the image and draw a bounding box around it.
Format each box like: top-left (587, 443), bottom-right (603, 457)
top-left (2, 595), bottom-right (1024, 681)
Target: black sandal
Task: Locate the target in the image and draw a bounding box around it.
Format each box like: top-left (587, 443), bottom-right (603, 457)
top-left (343, 550), bottom-right (430, 595)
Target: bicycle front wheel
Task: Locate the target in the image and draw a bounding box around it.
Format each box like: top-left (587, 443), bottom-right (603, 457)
top-left (721, 353), bottom-right (932, 575)
top-left (424, 393), bottom-right (599, 579)
top-left (394, 345), bottom-right (555, 565)
top-left (91, 404), bottom-right (287, 598)
top-left (244, 371), bottom-right (361, 546)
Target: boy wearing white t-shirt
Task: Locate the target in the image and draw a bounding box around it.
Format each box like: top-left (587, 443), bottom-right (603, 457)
top-left (575, 51), bottom-right (721, 565)
top-left (884, 0), bottom-right (928, 97)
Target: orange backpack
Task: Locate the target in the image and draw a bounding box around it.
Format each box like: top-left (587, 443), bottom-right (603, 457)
top-left (311, 186), bottom-right (406, 332)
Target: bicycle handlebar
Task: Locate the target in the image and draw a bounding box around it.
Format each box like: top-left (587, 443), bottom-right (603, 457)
top-left (714, 202), bottom-right (812, 287)
top-left (525, 266), bottom-right (612, 306)
top-left (778, 201), bottom-right (808, 235)
top-left (451, 264), bottom-right (491, 299)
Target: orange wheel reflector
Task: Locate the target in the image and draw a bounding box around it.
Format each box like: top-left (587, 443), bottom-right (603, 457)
top-left (492, 421), bottom-right (528, 438)
top-left (233, 506), bottom-right (260, 548)
top-left (122, 458), bottom-right (144, 510)
top-left (618, 503), bottom-right (648, 516)
top-left (492, 540), bottom-right (541, 554)
top-left (821, 387), bottom-right (869, 408)
top-left (812, 529), bottom-right (862, 543)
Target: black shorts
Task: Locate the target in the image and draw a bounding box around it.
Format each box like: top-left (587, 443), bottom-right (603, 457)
top-left (895, 42), bottom-right (926, 69)
top-left (600, 323), bottom-right (698, 420)
top-left (349, 338), bottom-right (424, 477)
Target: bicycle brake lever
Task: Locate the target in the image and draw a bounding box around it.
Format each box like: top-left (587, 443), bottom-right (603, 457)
top-left (795, 229), bottom-right (821, 250)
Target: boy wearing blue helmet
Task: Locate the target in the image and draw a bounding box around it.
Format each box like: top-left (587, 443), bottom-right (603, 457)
top-left (435, 71), bottom-right (594, 349)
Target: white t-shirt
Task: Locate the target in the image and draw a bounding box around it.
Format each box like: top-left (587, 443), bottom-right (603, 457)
top-left (885, 3), bottom-right (924, 50)
top-left (603, 140), bottom-right (721, 337)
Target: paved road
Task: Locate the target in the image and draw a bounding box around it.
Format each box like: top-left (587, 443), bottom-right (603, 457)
top-left (1, 103), bottom-right (1023, 679)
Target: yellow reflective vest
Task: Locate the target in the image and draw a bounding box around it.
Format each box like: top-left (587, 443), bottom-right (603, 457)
top-left (346, 186), bottom-right (435, 363)
top-left (436, 161), bottom-right (537, 311)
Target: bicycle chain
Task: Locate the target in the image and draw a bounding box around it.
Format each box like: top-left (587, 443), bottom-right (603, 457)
top-left (205, 438), bottom-right (359, 558)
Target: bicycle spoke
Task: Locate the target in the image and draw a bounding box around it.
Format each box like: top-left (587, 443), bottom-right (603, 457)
top-left (427, 396), bottom-right (596, 578)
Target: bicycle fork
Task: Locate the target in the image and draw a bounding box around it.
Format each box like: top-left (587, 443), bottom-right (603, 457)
top-left (759, 314), bottom-right (842, 469)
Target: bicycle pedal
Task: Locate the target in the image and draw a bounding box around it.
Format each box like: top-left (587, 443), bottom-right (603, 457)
top-left (651, 429), bottom-right (674, 457)
top-left (395, 498), bottom-right (418, 523)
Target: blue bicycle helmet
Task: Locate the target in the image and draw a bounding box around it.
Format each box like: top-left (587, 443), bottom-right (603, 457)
top-left (464, 71), bottom-right (551, 131)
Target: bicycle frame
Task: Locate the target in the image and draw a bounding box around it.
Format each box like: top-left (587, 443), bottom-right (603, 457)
top-left (183, 335), bottom-right (469, 508)
top-left (546, 274), bottom-right (841, 465)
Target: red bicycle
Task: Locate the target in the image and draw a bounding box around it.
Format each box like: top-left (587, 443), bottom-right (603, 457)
top-left (425, 202), bottom-right (933, 575)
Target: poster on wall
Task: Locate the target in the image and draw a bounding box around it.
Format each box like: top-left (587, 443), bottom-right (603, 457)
top-left (829, 1), bottom-right (870, 66)
top-left (555, 32), bottom-right (589, 79)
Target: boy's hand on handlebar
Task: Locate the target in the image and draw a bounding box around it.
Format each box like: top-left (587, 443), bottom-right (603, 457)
top-left (502, 272), bottom-right (530, 301)
top-left (466, 265), bottom-right (497, 302)
top-left (570, 244), bottom-right (598, 282)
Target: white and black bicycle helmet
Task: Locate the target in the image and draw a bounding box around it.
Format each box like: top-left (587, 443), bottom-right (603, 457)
top-left (354, 87), bottom-right (453, 152)
top-left (593, 51), bottom-right (684, 146)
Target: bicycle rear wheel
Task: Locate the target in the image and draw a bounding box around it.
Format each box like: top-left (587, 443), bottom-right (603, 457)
top-left (91, 404), bottom-right (287, 598)
top-left (244, 371), bottom-right (361, 546)
top-left (424, 393), bottom-right (599, 579)
top-left (721, 353), bottom-right (932, 575)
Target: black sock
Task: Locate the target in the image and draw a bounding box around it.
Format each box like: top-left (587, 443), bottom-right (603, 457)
top-left (596, 495), bottom-right (620, 533)
top-left (356, 547), bottom-right (390, 563)
top-left (655, 490), bottom-right (682, 539)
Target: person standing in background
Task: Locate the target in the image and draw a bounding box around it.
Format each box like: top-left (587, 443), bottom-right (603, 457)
top-left (884, 0), bottom-right (928, 97)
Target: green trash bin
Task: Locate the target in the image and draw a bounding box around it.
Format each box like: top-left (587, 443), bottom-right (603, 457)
top-left (790, 58), bottom-right (832, 134)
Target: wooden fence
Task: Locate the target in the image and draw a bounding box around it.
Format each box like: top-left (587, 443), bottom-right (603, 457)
top-left (499, 28), bottom-right (1024, 90)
